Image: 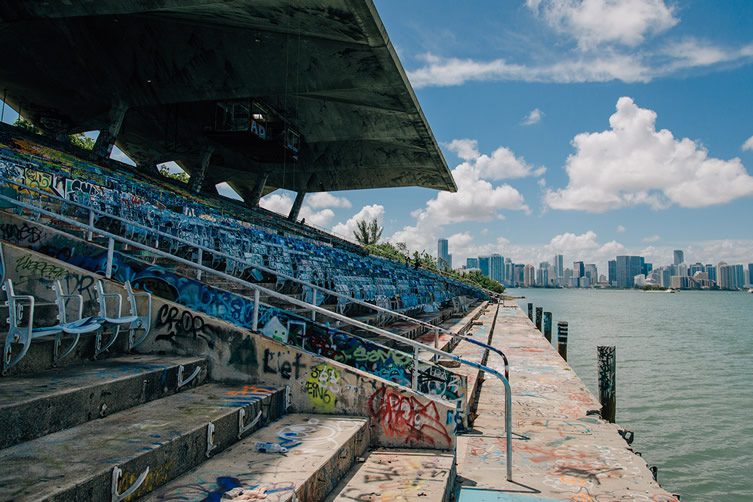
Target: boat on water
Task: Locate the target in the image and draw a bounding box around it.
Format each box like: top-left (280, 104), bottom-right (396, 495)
top-left (665, 288), bottom-right (678, 293)
top-left (748, 288), bottom-right (753, 294)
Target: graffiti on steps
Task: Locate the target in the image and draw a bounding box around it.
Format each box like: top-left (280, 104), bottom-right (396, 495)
top-left (367, 386), bottom-right (452, 448)
top-left (304, 363), bottom-right (340, 412)
top-left (1, 219), bottom-right (466, 408)
top-left (262, 349), bottom-right (306, 380)
top-left (0, 222), bottom-right (43, 243)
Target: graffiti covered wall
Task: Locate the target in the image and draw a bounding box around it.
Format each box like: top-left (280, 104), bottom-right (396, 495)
top-left (0, 241), bottom-right (458, 449)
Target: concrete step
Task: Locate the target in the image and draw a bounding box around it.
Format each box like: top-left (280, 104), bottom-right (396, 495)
top-left (0, 354), bottom-right (207, 449)
top-left (325, 449), bottom-right (456, 502)
top-left (0, 383), bottom-right (286, 501)
top-left (143, 413), bottom-right (369, 502)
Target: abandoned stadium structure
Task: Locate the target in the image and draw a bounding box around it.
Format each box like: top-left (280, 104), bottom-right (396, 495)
top-left (0, 2), bottom-right (676, 501)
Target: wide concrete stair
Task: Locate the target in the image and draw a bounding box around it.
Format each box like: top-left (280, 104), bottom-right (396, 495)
top-left (0, 364), bottom-right (287, 501)
top-left (0, 354), bottom-right (207, 448)
top-left (0, 213), bottom-right (489, 501)
top-left (145, 414), bottom-right (370, 502)
top-left (326, 449), bottom-right (455, 502)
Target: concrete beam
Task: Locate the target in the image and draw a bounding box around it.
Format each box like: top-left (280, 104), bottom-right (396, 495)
top-left (189, 146), bottom-right (214, 194)
top-left (92, 101), bottom-right (127, 159)
top-left (287, 191), bottom-right (306, 222)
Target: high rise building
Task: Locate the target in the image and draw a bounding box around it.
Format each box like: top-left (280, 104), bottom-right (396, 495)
top-left (585, 264), bottom-right (598, 284)
top-left (641, 262), bottom-right (653, 276)
top-left (705, 264), bottom-right (717, 284)
top-left (490, 254), bottom-right (504, 283)
top-left (437, 238), bottom-right (450, 270)
top-left (466, 257), bottom-right (479, 269)
top-left (608, 260), bottom-right (617, 286)
top-left (717, 263), bottom-right (744, 290)
top-left (524, 264), bottom-right (536, 287)
top-left (537, 261), bottom-right (551, 287)
top-left (504, 258), bottom-right (514, 286)
top-left (673, 249), bottom-right (684, 266)
top-left (478, 256), bottom-right (491, 278)
top-left (513, 264), bottom-right (525, 286)
top-left (749, 263), bottom-right (753, 287)
top-left (554, 254), bottom-right (564, 279)
top-left (573, 261), bottom-right (585, 278)
top-left (616, 255), bottom-right (644, 288)
top-left (563, 268), bottom-right (573, 288)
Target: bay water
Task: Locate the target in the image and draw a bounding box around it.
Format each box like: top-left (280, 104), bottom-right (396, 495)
top-left (513, 288), bottom-right (753, 501)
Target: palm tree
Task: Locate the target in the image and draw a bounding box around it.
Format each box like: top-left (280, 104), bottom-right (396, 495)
top-left (353, 218), bottom-right (383, 246)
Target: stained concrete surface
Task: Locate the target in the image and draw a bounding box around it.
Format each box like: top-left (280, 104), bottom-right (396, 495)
top-left (454, 303), bottom-right (678, 501)
top-left (326, 449), bottom-right (455, 502)
top-left (146, 414), bottom-right (369, 502)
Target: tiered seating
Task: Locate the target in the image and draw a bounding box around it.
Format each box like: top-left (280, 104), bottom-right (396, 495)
top-left (0, 127), bottom-right (484, 317)
top-left (1, 269), bottom-right (151, 374)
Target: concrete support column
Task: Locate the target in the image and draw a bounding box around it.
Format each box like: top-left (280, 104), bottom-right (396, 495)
top-left (92, 101), bottom-right (128, 159)
top-left (287, 191), bottom-right (306, 221)
top-left (247, 174), bottom-right (268, 207)
top-left (190, 146), bottom-right (214, 193)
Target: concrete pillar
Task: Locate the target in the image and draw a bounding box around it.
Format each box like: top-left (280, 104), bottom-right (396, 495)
top-left (92, 101), bottom-right (128, 159)
top-left (287, 191), bottom-right (306, 221)
top-left (247, 174), bottom-right (268, 207)
top-left (543, 312), bottom-right (552, 342)
top-left (190, 146), bottom-right (214, 193)
top-left (598, 346), bottom-right (616, 423)
top-left (557, 321), bottom-right (568, 361)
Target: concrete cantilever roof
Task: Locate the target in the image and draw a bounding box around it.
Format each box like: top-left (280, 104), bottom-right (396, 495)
top-left (0, 1), bottom-right (456, 196)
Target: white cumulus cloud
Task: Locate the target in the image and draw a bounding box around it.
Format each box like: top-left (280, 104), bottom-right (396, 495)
top-left (331, 204), bottom-right (385, 242)
top-left (260, 191), bottom-right (348, 227)
top-left (742, 135), bottom-right (753, 152)
top-left (526, 0), bottom-right (678, 49)
top-left (544, 97), bottom-right (753, 212)
top-left (389, 141), bottom-right (538, 255)
top-left (616, 225), bottom-right (626, 233)
top-left (522, 108), bottom-right (544, 125)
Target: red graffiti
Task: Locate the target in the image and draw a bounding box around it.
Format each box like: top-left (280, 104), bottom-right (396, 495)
top-left (367, 386), bottom-right (452, 448)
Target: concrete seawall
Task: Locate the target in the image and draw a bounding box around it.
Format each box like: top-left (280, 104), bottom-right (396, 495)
top-left (453, 301), bottom-right (678, 501)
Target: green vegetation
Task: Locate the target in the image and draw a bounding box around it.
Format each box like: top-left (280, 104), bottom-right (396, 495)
top-left (158, 165), bottom-right (190, 184)
top-left (14, 117), bottom-right (40, 134)
top-left (68, 133), bottom-right (95, 150)
top-left (364, 241), bottom-right (504, 294)
top-left (353, 218), bottom-right (383, 246)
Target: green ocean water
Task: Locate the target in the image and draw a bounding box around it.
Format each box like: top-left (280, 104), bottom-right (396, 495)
top-left (513, 288), bottom-right (753, 501)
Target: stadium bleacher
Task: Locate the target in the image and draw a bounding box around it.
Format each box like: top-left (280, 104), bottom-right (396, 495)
top-left (0, 126), bottom-right (483, 319)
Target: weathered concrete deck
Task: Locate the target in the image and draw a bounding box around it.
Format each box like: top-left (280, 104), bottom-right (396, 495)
top-left (454, 302), bottom-right (679, 501)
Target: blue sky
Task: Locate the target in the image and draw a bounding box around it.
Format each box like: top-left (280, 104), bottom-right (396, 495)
top-left (302, 0), bottom-right (753, 272)
top-left (3, 1), bottom-right (752, 273)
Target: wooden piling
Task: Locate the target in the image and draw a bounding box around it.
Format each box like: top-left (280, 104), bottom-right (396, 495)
top-left (535, 307), bottom-right (543, 331)
top-left (543, 312), bottom-right (552, 342)
top-left (557, 321), bottom-right (568, 361)
top-left (598, 345), bottom-right (616, 423)
top-left (527, 303), bottom-right (533, 321)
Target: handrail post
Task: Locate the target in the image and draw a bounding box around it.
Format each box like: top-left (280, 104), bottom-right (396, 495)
top-left (105, 237), bottom-right (114, 279)
top-left (196, 247), bottom-right (203, 280)
top-left (87, 208), bottom-right (94, 241)
top-left (311, 289), bottom-right (317, 321)
top-left (252, 289), bottom-right (260, 332)
top-left (412, 345), bottom-right (419, 390)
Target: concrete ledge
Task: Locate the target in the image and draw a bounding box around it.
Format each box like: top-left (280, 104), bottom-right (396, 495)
top-left (0, 354), bottom-right (207, 449)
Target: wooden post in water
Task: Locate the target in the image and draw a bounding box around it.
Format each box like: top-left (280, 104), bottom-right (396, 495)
top-left (535, 307), bottom-right (543, 331)
top-left (543, 312), bottom-right (552, 342)
top-left (557, 322), bottom-right (568, 361)
top-left (598, 345), bottom-right (616, 423)
top-left (527, 303), bottom-right (533, 321)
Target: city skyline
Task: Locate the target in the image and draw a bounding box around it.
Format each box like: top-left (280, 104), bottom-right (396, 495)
top-left (448, 238), bottom-right (753, 290)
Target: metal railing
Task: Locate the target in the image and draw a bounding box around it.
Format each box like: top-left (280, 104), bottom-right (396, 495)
top-left (0, 189), bottom-right (515, 481)
top-left (1, 176), bottom-right (511, 379)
